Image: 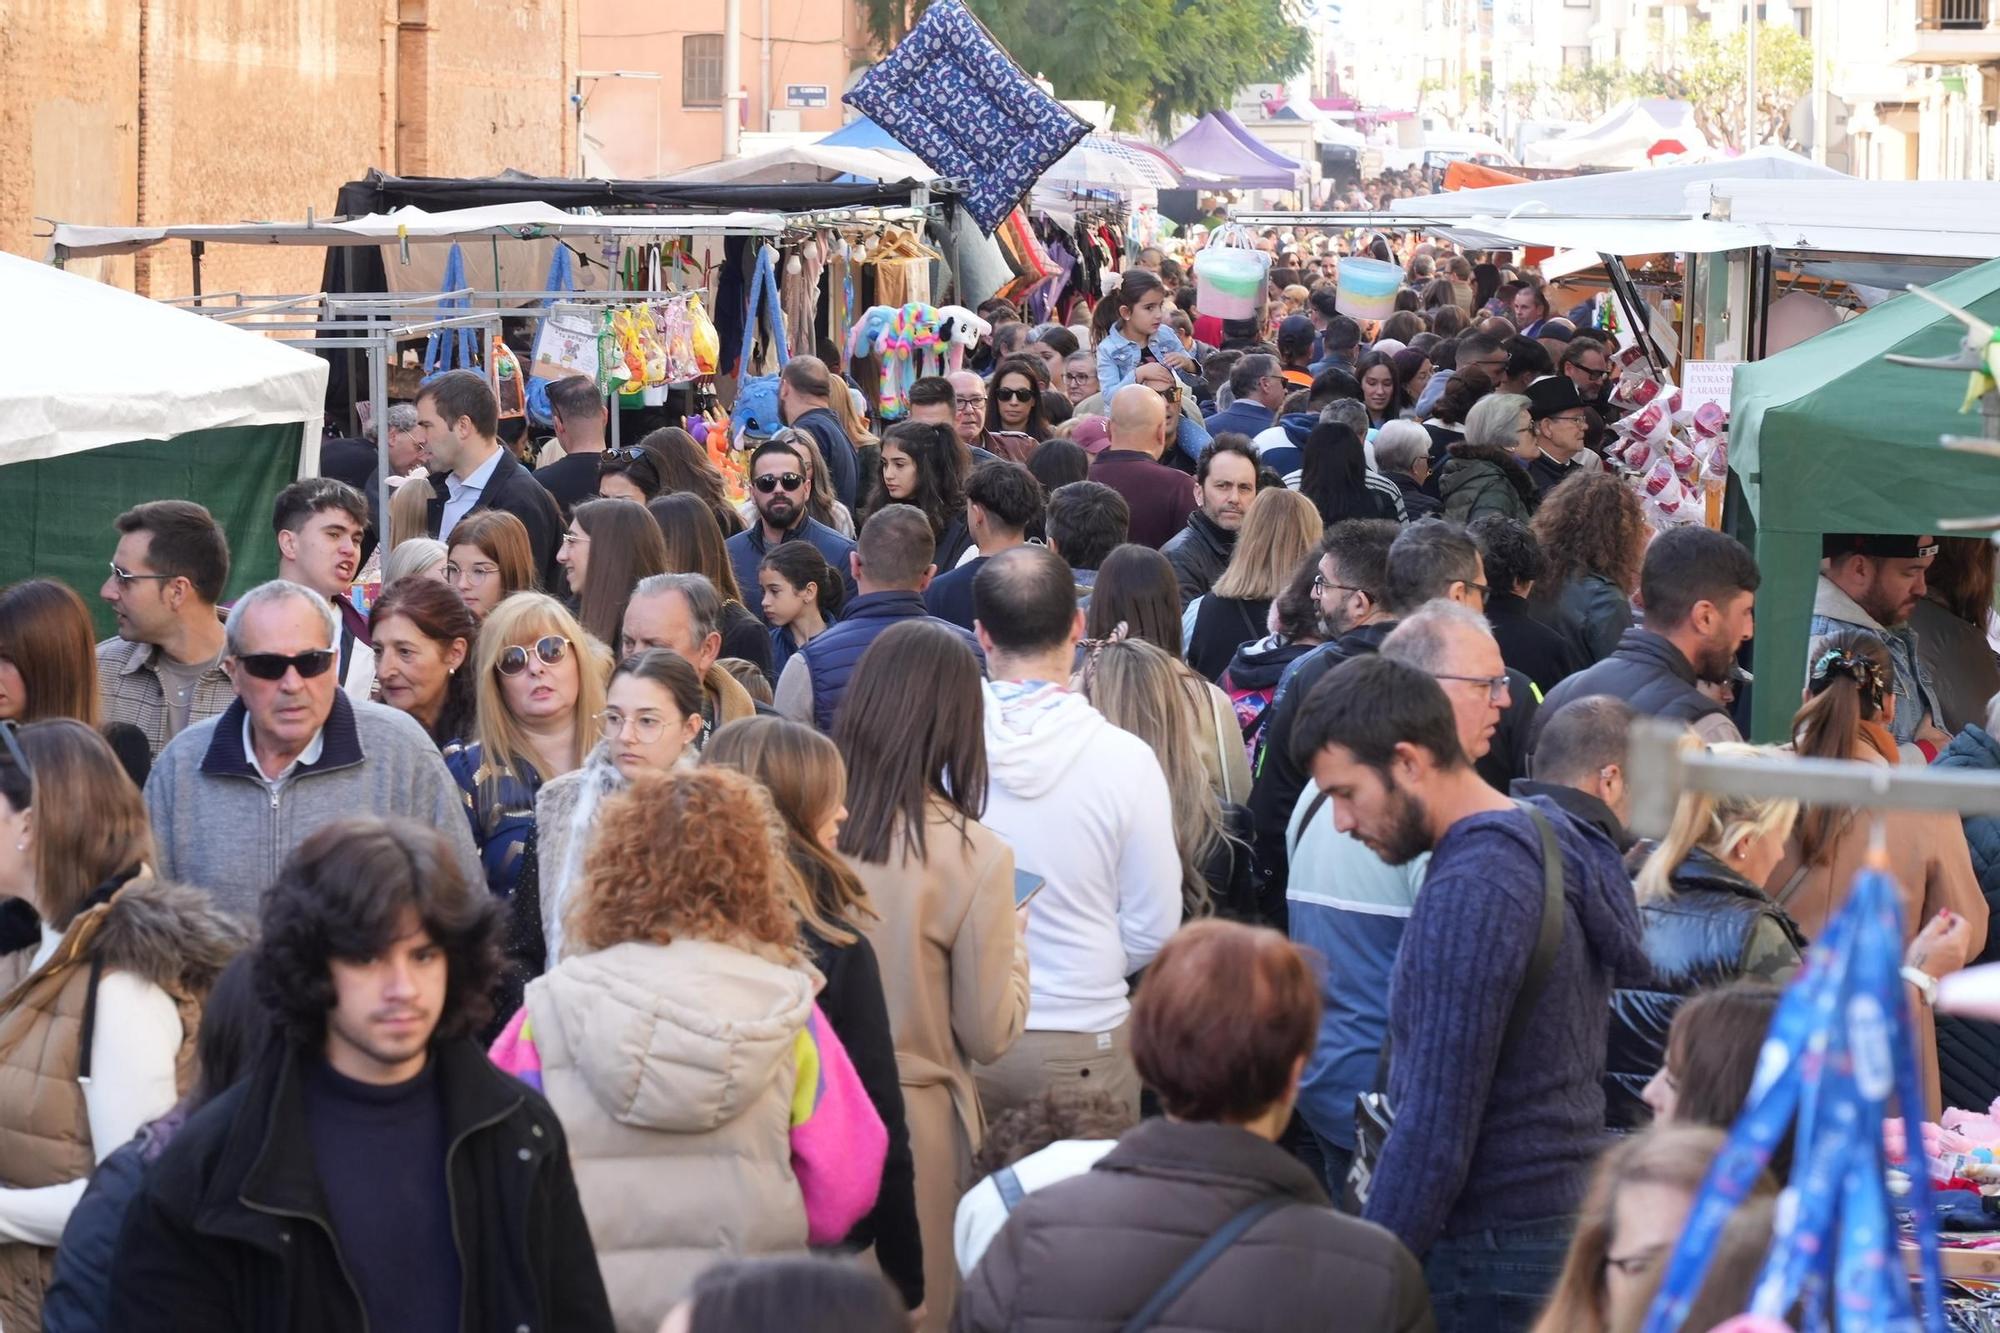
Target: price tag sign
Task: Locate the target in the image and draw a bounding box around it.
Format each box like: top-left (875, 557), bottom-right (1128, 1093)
top-left (1681, 359), bottom-right (1735, 414)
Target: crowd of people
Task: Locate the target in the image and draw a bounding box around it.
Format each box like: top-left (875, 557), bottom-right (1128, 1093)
top-left (0, 231), bottom-right (1994, 1333)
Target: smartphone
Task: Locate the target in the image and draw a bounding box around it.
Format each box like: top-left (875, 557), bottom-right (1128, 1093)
top-left (1012, 869), bottom-right (1046, 909)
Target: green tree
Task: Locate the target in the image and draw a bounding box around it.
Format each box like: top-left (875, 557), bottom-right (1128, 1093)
top-left (858, 0), bottom-right (1310, 136)
top-left (1656, 21), bottom-right (1813, 151)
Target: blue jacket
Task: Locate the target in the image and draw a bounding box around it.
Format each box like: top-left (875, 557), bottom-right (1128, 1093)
top-left (789, 406), bottom-right (860, 511)
top-left (45, 1113), bottom-right (182, 1333)
top-left (1250, 413), bottom-right (1317, 481)
top-left (1096, 323), bottom-right (1191, 397)
top-left (1286, 785), bottom-right (1426, 1151)
top-left (443, 742), bottom-right (545, 899)
top-left (1936, 725), bottom-right (2000, 962)
top-left (725, 516), bottom-right (859, 624)
top-left (795, 591), bottom-right (982, 731)
top-left (923, 554), bottom-right (988, 631)
top-left (1204, 400), bottom-right (1276, 441)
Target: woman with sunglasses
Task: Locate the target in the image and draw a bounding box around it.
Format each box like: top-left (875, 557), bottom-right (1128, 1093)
top-left (507, 649), bottom-right (707, 984)
top-left (864, 422), bottom-right (972, 572)
top-left (595, 441), bottom-right (670, 504)
top-left (445, 510), bottom-right (538, 621)
top-left (0, 721), bottom-right (246, 1333)
top-left (367, 575), bottom-right (480, 747)
top-left (443, 593), bottom-right (610, 900)
top-left (651, 492), bottom-right (774, 680)
top-left (983, 356), bottom-right (1051, 461)
top-left (560, 497), bottom-right (669, 651)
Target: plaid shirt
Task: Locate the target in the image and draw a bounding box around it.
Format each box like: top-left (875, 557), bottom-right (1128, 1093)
top-left (96, 634), bottom-right (236, 759)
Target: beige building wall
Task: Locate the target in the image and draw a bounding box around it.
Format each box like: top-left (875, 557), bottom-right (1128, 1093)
top-left (579, 0), bottom-right (871, 177)
top-left (3, 0), bottom-right (577, 298)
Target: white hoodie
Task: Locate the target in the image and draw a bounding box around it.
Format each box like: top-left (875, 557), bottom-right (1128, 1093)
top-left (981, 680), bottom-right (1182, 1033)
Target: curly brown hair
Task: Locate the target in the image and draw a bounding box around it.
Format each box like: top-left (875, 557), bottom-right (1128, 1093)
top-left (970, 1088), bottom-right (1137, 1176)
top-left (567, 767), bottom-right (802, 957)
top-left (1531, 470), bottom-right (1646, 598)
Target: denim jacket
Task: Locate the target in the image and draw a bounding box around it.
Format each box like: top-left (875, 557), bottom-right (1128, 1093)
top-left (1096, 323), bottom-right (1192, 397)
top-left (1810, 574), bottom-right (1943, 760)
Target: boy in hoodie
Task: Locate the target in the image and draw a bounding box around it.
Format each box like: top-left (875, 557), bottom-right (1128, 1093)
top-left (968, 547), bottom-right (1182, 1123)
top-left (1295, 652), bottom-right (1645, 1333)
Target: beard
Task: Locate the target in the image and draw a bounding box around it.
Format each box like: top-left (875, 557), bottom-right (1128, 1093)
top-left (1319, 602), bottom-right (1357, 641)
top-left (758, 494), bottom-right (800, 528)
top-left (1362, 781), bottom-right (1434, 867)
top-left (1690, 626), bottom-right (1738, 685)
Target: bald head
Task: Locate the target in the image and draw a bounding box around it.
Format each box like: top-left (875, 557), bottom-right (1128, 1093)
top-left (1108, 383), bottom-right (1168, 459)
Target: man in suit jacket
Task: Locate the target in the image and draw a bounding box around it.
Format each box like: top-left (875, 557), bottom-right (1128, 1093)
top-left (416, 370), bottom-right (562, 587)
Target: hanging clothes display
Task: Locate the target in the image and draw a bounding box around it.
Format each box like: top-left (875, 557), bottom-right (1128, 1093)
top-left (780, 233), bottom-right (827, 358)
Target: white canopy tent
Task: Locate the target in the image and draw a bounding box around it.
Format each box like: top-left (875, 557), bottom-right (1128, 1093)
top-left (0, 249), bottom-right (328, 467)
top-left (1522, 98), bottom-right (1708, 170)
top-left (663, 143), bottom-right (937, 187)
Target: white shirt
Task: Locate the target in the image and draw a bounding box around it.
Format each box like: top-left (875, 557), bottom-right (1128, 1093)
top-left (439, 447), bottom-right (504, 543)
top-left (954, 1139), bottom-right (1120, 1276)
top-left (242, 712), bottom-right (327, 789)
top-left (0, 925), bottom-right (183, 1246)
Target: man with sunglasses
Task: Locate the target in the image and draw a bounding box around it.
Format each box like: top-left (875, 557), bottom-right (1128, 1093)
top-left (98, 500), bottom-right (235, 759)
top-left (143, 580), bottom-right (479, 918)
top-left (724, 435), bottom-right (859, 624)
top-left (1559, 339), bottom-right (1612, 407)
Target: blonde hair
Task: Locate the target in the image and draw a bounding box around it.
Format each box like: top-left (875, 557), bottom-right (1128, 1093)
top-left (386, 478), bottom-right (434, 551)
top-left (1212, 488), bottom-right (1322, 601)
top-left (469, 594), bottom-right (611, 784)
top-left (1079, 638), bottom-right (1221, 917)
top-left (1633, 742), bottom-right (1798, 904)
top-left (382, 537), bottom-right (446, 587)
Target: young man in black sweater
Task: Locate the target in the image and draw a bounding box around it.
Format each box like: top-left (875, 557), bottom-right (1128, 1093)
top-left (109, 818), bottom-right (613, 1333)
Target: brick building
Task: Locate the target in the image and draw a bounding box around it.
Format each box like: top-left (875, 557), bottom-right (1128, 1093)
top-left (1, 0), bottom-right (578, 297)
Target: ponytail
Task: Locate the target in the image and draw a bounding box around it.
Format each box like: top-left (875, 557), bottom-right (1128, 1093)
top-left (1791, 629), bottom-right (1892, 865)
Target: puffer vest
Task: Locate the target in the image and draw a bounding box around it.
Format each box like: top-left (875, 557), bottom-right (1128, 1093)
top-left (796, 592), bottom-right (977, 732)
top-left (0, 887), bottom-right (200, 1333)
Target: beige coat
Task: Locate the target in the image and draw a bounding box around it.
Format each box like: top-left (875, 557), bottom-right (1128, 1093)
top-left (525, 937), bottom-right (817, 1333)
top-left (851, 802), bottom-right (1029, 1333)
top-left (1195, 678), bottom-right (1253, 806)
top-left (1766, 740), bottom-right (1988, 1116)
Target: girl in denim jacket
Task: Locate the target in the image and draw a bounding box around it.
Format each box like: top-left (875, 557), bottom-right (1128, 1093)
top-left (1094, 270), bottom-right (1199, 397)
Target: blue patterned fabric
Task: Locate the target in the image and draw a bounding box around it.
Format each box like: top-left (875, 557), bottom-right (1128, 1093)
top-left (843, 0), bottom-right (1088, 234)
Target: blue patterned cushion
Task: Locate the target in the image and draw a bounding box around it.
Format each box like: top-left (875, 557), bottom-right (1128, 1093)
top-left (843, 0), bottom-right (1089, 234)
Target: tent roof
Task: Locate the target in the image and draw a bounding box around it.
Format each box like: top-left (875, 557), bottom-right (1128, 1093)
top-left (664, 142), bottom-right (935, 186)
top-left (1522, 98), bottom-right (1708, 169)
top-left (1386, 146), bottom-right (1839, 221)
top-left (1732, 255), bottom-right (2000, 738)
top-left (0, 251), bottom-right (328, 466)
top-left (819, 117), bottom-right (909, 151)
top-left (330, 168), bottom-right (926, 216)
top-left (1214, 111), bottom-right (1309, 173)
top-left (1700, 179), bottom-right (2000, 259)
top-left (1166, 113), bottom-right (1303, 189)
top-left (48, 202), bottom-right (789, 260)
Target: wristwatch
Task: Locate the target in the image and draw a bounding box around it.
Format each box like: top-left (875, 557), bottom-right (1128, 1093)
top-left (1903, 965), bottom-right (1940, 1008)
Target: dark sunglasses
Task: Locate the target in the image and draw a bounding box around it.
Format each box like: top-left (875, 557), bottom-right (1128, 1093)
top-left (1151, 383), bottom-right (1181, 404)
top-left (497, 635), bottom-right (571, 676)
top-left (753, 472), bottom-right (806, 494)
top-left (602, 447), bottom-right (650, 462)
top-left (236, 649), bottom-right (337, 681)
top-left (993, 386), bottom-right (1039, 404)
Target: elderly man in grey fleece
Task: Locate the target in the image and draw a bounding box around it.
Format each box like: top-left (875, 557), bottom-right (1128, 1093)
top-left (144, 580), bottom-right (478, 916)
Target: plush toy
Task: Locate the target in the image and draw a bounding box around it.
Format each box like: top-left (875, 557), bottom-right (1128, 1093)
top-left (933, 305), bottom-right (991, 374)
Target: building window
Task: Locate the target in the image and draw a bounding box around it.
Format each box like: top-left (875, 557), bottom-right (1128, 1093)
top-left (683, 34), bottom-right (723, 107)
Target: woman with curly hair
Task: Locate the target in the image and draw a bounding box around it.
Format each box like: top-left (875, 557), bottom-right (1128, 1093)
top-left (1530, 471), bottom-right (1646, 666)
top-left (489, 766), bottom-right (889, 1328)
top-left (703, 718), bottom-right (924, 1314)
top-left (863, 422), bottom-right (973, 572)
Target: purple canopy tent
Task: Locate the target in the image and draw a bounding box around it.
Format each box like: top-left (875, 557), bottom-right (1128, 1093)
top-left (1166, 112), bottom-right (1305, 190)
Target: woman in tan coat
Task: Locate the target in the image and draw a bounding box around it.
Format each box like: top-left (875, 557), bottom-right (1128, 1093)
top-left (834, 621), bottom-right (1029, 1332)
top-left (1765, 628), bottom-right (1987, 1114)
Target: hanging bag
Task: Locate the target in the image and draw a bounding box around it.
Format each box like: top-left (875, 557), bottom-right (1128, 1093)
top-left (1195, 224), bottom-right (1270, 323)
top-left (422, 244), bottom-right (479, 377)
top-left (730, 243), bottom-right (791, 442)
top-left (526, 244), bottom-right (580, 425)
top-left (1343, 801), bottom-right (1566, 1212)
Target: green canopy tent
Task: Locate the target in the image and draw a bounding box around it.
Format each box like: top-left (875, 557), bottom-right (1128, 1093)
top-left (1733, 255), bottom-right (2000, 741)
top-left (0, 251), bottom-right (328, 637)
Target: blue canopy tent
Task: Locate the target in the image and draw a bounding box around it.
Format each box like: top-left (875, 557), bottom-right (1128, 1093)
top-left (821, 117), bottom-right (909, 151)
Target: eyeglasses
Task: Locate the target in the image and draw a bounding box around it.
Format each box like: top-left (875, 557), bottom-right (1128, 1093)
top-left (1549, 412), bottom-right (1591, 426)
top-left (1312, 573), bottom-right (1363, 596)
top-left (753, 472), bottom-right (806, 494)
top-left (497, 635), bottom-right (571, 676)
top-left (1573, 365), bottom-right (1610, 381)
top-left (560, 531), bottom-right (590, 546)
top-left (107, 562), bottom-right (175, 588)
top-left (1432, 671), bottom-right (1511, 703)
top-left (445, 562), bottom-right (500, 582)
top-left (1150, 383), bottom-right (1182, 404)
top-left (1457, 578), bottom-right (1490, 600)
top-left (994, 386), bottom-right (1039, 404)
top-left (1064, 371), bottom-right (1095, 385)
top-left (597, 708), bottom-right (679, 743)
top-left (954, 396), bottom-right (988, 411)
top-left (236, 649), bottom-right (337, 682)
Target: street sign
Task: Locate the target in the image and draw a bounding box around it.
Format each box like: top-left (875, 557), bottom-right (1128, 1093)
top-left (786, 84), bottom-right (829, 108)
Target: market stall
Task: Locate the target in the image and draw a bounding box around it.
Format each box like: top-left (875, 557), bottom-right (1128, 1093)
top-left (0, 250), bottom-right (327, 629)
top-left (1732, 256), bottom-right (2000, 741)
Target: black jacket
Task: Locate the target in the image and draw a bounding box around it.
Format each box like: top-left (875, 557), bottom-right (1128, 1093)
top-left (1550, 573), bottom-right (1634, 667)
top-left (1486, 591), bottom-right (1583, 696)
top-left (1389, 471), bottom-right (1441, 519)
top-left (429, 448), bottom-right (565, 589)
top-left (1162, 509), bottom-right (1236, 606)
top-left (1509, 779), bottom-right (1633, 853)
top-left (1603, 848), bottom-right (1805, 1128)
top-left (1187, 595), bottom-right (1271, 682)
top-left (1535, 627), bottom-right (1732, 751)
top-left (106, 1037), bottom-right (614, 1333)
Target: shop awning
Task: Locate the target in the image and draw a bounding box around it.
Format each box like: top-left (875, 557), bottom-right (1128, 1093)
top-left (0, 250), bottom-right (327, 466)
top-left (1521, 98), bottom-right (1710, 170)
top-left (1732, 255), bottom-right (2000, 739)
top-left (664, 143), bottom-right (937, 186)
